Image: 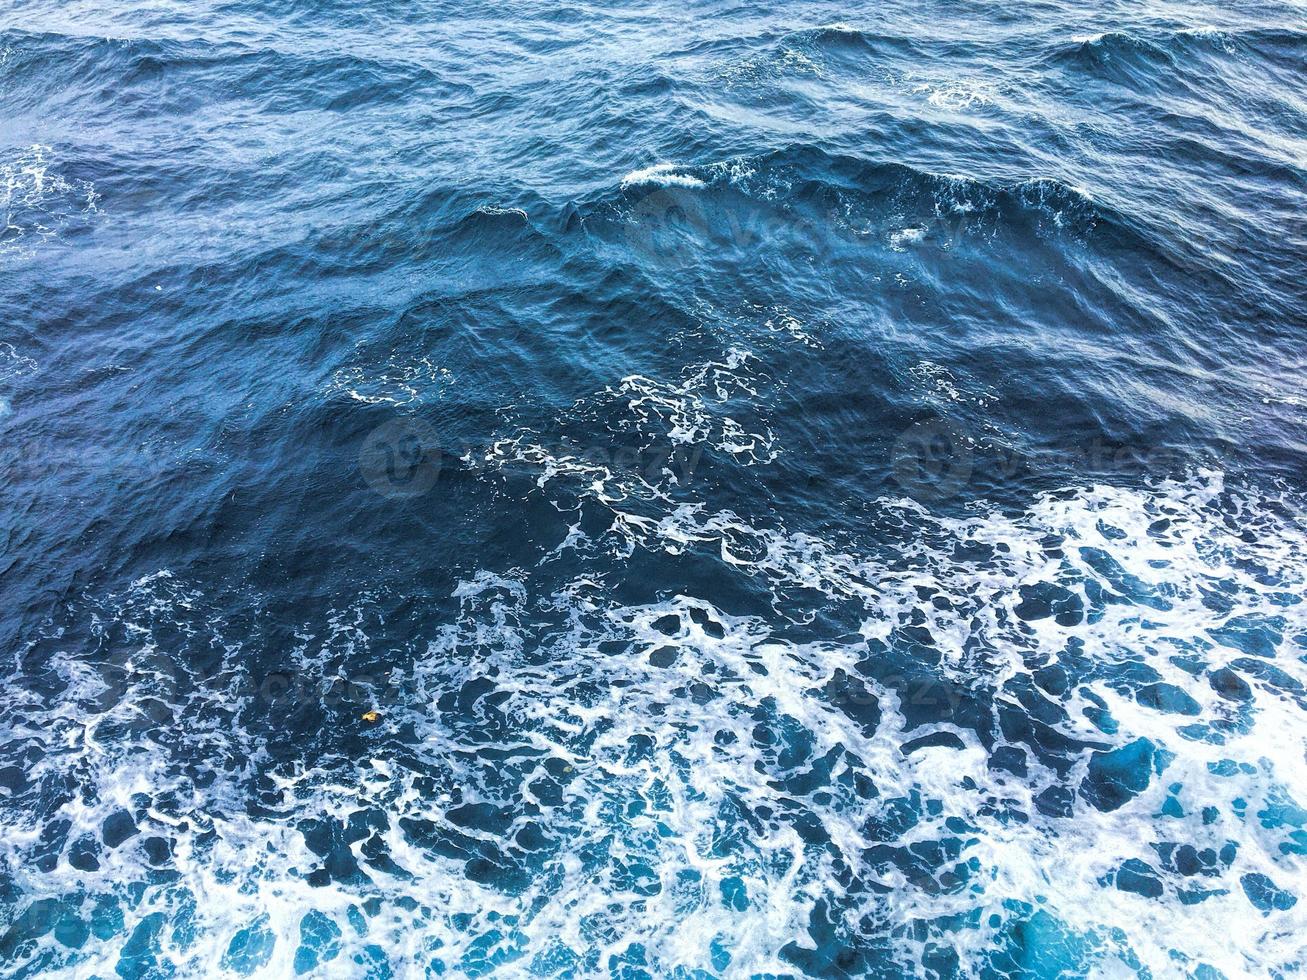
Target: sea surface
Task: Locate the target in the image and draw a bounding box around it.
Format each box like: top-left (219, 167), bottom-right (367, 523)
top-left (2, 0), bottom-right (1306, 976)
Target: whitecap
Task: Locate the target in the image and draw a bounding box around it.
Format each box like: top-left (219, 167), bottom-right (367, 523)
top-left (473, 204), bottom-right (528, 219)
top-left (889, 224), bottom-right (926, 250)
top-left (912, 79), bottom-right (997, 110)
top-left (620, 163), bottom-right (707, 190)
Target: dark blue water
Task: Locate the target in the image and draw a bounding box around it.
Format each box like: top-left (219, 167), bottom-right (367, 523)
top-left (2, 0), bottom-right (1306, 975)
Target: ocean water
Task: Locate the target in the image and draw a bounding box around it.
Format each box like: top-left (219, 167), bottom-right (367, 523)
top-left (1, 0), bottom-right (1306, 975)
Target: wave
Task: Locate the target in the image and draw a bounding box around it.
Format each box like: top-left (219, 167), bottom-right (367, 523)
top-left (1050, 25), bottom-right (1307, 81)
top-left (619, 163), bottom-right (707, 190)
top-left (666, 22), bottom-right (922, 62)
top-left (605, 144), bottom-right (1125, 254)
top-left (779, 23), bottom-right (923, 57)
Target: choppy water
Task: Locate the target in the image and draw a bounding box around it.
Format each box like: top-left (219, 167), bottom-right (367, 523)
top-left (2, 0), bottom-right (1306, 976)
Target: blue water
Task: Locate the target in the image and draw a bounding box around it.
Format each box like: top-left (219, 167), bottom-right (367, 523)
top-left (2, 0), bottom-right (1306, 975)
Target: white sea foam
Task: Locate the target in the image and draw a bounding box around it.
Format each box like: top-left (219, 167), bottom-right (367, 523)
top-left (1177, 26), bottom-right (1237, 53)
top-left (758, 306), bottom-right (822, 347)
top-left (910, 359), bottom-right (997, 408)
top-left (0, 341), bottom-right (37, 383)
top-left (889, 224), bottom-right (926, 250)
top-left (603, 474), bottom-right (1307, 975)
top-left (0, 342), bottom-right (36, 421)
top-left (473, 205), bottom-right (529, 219)
top-left (2, 470), bottom-right (1304, 976)
top-left (620, 163), bottom-right (707, 190)
top-left (4, 306), bottom-right (1304, 976)
top-left (0, 144), bottom-right (99, 260)
top-left (476, 346), bottom-right (777, 507)
top-left (327, 353), bottom-right (452, 408)
top-left (912, 79), bottom-right (997, 110)
top-left (719, 42), bottom-right (821, 90)
top-left (614, 347), bottom-right (776, 461)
